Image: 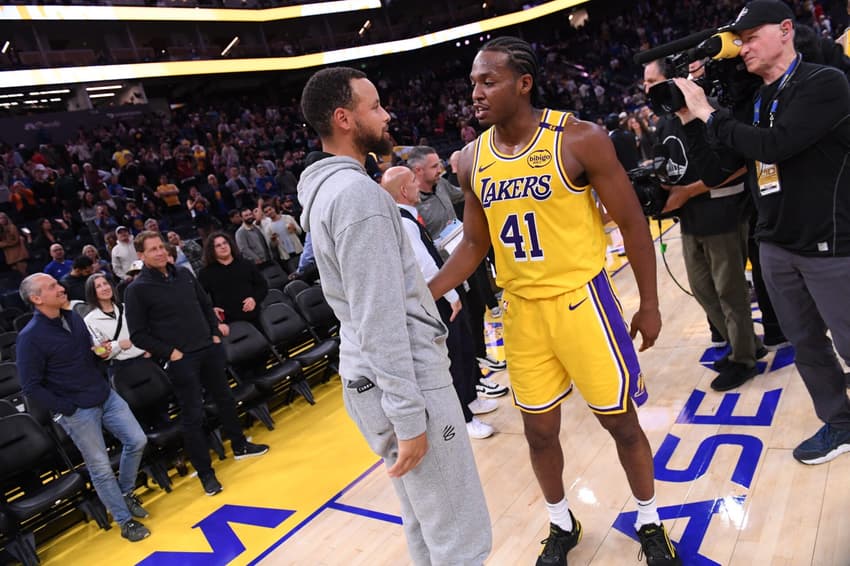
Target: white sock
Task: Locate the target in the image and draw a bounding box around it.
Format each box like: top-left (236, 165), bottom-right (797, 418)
top-left (545, 497), bottom-right (573, 531)
top-left (634, 495), bottom-right (660, 530)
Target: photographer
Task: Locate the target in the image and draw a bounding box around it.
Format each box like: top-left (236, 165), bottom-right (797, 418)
top-left (643, 59), bottom-right (763, 392)
top-left (673, 0), bottom-right (850, 465)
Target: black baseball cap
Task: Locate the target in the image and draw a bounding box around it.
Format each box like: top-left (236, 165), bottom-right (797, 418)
top-left (723, 0), bottom-right (795, 32)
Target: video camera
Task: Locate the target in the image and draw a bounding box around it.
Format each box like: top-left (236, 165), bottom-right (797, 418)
top-left (627, 151), bottom-right (674, 219)
top-left (635, 29), bottom-right (762, 115)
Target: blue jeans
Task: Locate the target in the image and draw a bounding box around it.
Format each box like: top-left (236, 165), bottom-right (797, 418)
top-left (58, 389), bottom-right (147, 526)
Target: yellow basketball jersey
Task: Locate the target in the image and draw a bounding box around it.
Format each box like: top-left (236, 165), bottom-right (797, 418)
top-left (471, 109), bottom-right (606, 299)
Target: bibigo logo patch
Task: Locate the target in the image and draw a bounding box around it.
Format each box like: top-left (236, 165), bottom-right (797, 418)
top-left (527, 149), bottom-right (552, 168)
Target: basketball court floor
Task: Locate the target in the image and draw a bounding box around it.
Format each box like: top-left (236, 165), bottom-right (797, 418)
top-left (34, 222), bottom-right (850, 565)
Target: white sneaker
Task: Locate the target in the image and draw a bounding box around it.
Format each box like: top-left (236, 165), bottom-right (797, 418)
top-left (490, 306), bottom-right (503, 318)
top-left (477, 356), bottom-right (507, 372)
top-left (477, 377), bottom-right (509, 398)
top-left (466, 417), bottom-right (494, 439)
top-left (468, 397), bottom-right (498, 415)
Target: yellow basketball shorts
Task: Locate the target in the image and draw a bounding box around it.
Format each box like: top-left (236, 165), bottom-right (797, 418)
top-left (502, 270), bottom-right (647, 414)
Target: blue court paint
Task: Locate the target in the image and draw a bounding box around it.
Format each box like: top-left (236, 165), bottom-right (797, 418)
top-left (654, 433), bottom-right (763, 488)
top-left (613, 497), bottom-right (745, 566)
top-left (676, 389), bottom-right (782, 426)
top-left (326, 501), bottom-right (403, 525)
top-left (138, 505), bottom-right (294, 566)
top-left (771, 344), bottom-right (795, 370)
top-left (246, 460), bottom-right (384, 565)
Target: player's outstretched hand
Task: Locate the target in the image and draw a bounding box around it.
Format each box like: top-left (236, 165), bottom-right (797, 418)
top-left (630, 306), bottom-right (661, 351)
top-left (387, 432), bottom-right (428, 478)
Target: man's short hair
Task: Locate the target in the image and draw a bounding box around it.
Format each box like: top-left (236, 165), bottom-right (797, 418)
top-left (648, 58), bottom-right (676, 80)
top-left (134, 230), bottom-right (162, 253)
top-left (72, 255), bottom-right (94, 270)
top-left (406, 146), bottom-right (438, 168)
top-left (19, 273), bottom-right (44, 306)
top-left (300, 67), bottom-right (367, 138)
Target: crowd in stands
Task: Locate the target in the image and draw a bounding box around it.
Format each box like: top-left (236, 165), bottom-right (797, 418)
top-left (0, 0), bottom-right (841, 299)
top-left (1, 0), bottom-right (847, 560)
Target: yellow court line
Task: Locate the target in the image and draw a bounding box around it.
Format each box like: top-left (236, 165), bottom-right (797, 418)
top-left (39, 380), bottom-right (379, 566)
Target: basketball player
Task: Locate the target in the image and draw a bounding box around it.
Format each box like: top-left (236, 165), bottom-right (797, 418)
top-left (429, 37), bottom-right (680, 566)
top-left (298, 67), bottom-right (491, 565)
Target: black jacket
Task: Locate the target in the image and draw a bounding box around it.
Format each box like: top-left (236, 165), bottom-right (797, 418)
top-left (124, 263), bottom-right (221, 360)
top-left (707, 61), bottom-right (850, 256)
top-left (656, 114), bottom-right (747, 236)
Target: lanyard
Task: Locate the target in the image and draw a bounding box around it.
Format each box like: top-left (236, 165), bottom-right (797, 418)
top-left (753, 53), bottom-right (802, 128)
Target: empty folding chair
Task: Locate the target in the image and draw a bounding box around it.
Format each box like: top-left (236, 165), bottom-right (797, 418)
top-left (223, 320), bottom-right (308, 408)
top-left (260, 263), bottom-right (289, 291)
top-left (111, 363), bottom-right (184, 493)
top-left (294, 286), bottom-right (340, 343)
top-left (0, 331), bottom-right (17, 362)
top-left (283, 279), bottom-right (310, 304)
top-left (0, 413), bottom-right (109, 566)
top-left (12, 312), bottom-right (33, 332)
top-left (260, 303), bottom-right (339, 386)
top-left (261, 288), bottom-right (286, 309)
top-left (0, 363), bottom-right (21, 403)
top-left (0, 399), bottom-right (17, 417)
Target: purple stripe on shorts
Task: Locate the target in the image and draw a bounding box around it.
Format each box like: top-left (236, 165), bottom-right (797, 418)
top-left (591, 271), bottom-right (648, 408)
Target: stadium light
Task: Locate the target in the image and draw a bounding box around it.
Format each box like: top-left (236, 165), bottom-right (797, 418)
top-left (0, 0), bottom-right (382, 23)
top-left (0, 0), bottom-right (588, 89)
top-left (221, 36), bottom-right (240, 57)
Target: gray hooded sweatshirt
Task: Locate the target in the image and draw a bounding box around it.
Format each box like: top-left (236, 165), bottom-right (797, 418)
top-left (298, 155), bottom-right (451, 441)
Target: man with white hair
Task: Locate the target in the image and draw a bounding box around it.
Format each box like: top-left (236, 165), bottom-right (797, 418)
top-left (16, 273), bottom-right (150, 541)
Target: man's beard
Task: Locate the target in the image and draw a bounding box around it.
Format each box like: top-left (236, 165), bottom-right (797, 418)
top-left (353, 120), bottom-right (393, 156)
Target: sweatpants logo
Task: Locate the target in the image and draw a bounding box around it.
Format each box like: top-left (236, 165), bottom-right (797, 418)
top-left (442, 425), bottom-right (455, 441)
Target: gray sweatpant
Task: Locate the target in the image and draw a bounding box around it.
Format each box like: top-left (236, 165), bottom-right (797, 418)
top-left (341, 382), bottom-right (492, 566)
top-left (760, 242), bottom-right (850, 429)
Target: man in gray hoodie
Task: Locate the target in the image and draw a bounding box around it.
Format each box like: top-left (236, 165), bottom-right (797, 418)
top-left (298, 67), bottom-right (491, 565)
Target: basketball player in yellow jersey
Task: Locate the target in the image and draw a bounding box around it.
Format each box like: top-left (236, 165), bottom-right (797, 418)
top-left (429, 37), bottom-right (680, 566)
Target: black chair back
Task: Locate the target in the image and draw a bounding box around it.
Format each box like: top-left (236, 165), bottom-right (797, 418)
top-left (112, 360), bottom-right (173, 414)
top-left (260, 263), bottom-right (288, 291)
top-left (283, 279), bottom-right (310, 302)
top-left (12, 312), bottom-right (33, 332)
top-left (0, 413), bottom-right (55, 479)
top-left (259, 303), bottom-right (308, 347)
top-left (294, 287), bottom-right (338, 332)
top-left (262, 288), bottom-right (286, 308)
top-left (222, 321), bottom-right (270, 364)
top-left (0, 362), bottom-right (20, 399)
top-left (0, 331), bottom-right (17, 361)
top-left (0, 398), bottom-right (18, 417)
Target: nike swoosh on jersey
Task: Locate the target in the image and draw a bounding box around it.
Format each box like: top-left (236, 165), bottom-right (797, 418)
top-left (568, 298), bottom-right (587, 311)
top-left (478, 161), bottom-right (497, 173)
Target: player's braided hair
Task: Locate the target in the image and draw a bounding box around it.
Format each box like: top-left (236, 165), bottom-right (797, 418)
top-left (480, 36), bottom-right (544, 107)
